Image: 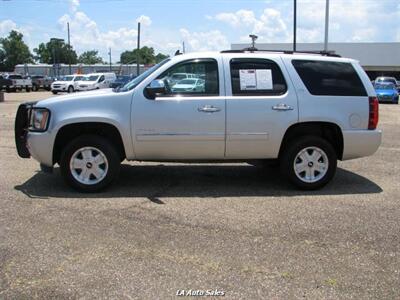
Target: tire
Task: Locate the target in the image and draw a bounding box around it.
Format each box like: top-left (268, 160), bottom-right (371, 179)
top-left (67, 86), bottom-right (74, 93)
top-left (280, 136), bottom-right (337, 190)
top-left (52, 90), bottom-right (58, 95)
top-left (25, 86), bottom-right (30, 92)
top-left (60, 135), bottom-right (120, 192)
top-left (32, 84), bottom-right (38, 91)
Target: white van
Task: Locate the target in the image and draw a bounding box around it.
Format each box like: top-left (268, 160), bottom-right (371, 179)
top-left (76, 73), bottom-right (116, 91)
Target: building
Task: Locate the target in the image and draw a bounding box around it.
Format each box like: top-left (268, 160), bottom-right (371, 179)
top-left (14, 63), bottom-right (148, 77)
top-left (231, 42), bottom-right (400, 80)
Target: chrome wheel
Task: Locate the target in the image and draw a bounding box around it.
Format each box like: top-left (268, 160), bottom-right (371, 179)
top-left (69, 146), bottom-right (108, 185)
top-left (293, 146), bottom-right (329, 183)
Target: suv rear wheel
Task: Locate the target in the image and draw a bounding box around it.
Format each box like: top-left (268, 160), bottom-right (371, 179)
top-left (280, 136), bottom-right (337, 190)
top-left (60, 135), bottom-right (120, 192)
top-left (67, 86), bottom-right (74, 93)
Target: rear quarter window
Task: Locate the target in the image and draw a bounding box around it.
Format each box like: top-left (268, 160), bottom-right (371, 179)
top-left (292, 60), bottom-right (367, 96)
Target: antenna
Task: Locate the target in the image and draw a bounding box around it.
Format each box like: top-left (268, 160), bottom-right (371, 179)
top-left (249, 34), bottom-right (258, 50)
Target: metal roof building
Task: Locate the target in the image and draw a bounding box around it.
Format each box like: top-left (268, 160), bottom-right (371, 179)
top-left (14, 63), bottom-right (147, 77)
top-left (231, 42), bottom-right (400, 80)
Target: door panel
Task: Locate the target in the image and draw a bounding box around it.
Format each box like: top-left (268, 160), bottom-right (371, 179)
top-left (223, 56), bottom-right (299, 159)
top-left (132, 57), bottom-right (226, 160)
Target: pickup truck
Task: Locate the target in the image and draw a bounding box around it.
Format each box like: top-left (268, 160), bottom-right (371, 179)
top-left (1, 74), bottom-right (32, 92)
top-left (15, 50), bottom-right (381, 192)
top-left (30, 75), bottom-right (53, 91)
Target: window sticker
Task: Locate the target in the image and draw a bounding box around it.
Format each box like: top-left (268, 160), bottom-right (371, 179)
top-left (256, 69), bottom-right (273, 90)
top-left (239, 69), bottom-right (273, 90)
top-left (239, 69), bottom-right (256, 90)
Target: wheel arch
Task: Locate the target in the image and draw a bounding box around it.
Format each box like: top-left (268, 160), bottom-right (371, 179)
top-left (278, 121), bottom-right (344, 160)
top-left (53, 121), bottom-right (126, 164)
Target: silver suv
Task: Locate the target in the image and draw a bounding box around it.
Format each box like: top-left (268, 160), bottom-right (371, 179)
top-left (15, 50), bottom-right (381, 192)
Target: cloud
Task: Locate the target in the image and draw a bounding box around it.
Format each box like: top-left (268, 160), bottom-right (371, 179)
top-left (0, 19), bottom-right (18, 36)
top-left (180, 28), bottom-right (229, 52)
top-left (136, 15), bottom-right (152, 26)
top-left (214, 8), bottom-right (290, 42)
top-left (0, 19), bottom-right (33, 47)
top-left (70, 0), bottom-right (80, 13)
top-left (214, 0), bottom-right (399, 43)
top-left (215, 9), bottom-right (256, 28)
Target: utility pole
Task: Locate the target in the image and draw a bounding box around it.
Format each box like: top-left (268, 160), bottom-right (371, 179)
top-left (136, 22), bottom-right (141, 76)
top-left (50, 38), bottom-right (64, 78)
top-left (324, 0), bottom-right (330, 52)
top-left (108, 48), bottom-right (112, 71)
top-left (293, 0), bottom-right (297, 52)
top-left (67, 22), bottom-right (71, 75)
top-left (182, 41), bottom-right (185, 53)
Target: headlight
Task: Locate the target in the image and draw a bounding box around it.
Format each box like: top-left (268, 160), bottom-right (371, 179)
top-left (29, 108), bottom-right (50, 131)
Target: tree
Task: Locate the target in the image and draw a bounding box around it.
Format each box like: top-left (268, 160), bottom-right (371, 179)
top-left (78, 50), bottom-right (104, 64)
top-left (155, 53), bottom-right (169, 63)
top-left (120, 46), bottom-right (168, 65)
top-left (33, 39), bottom-right (77, 65)
top-left (0, 30), bottom-right (33, 71)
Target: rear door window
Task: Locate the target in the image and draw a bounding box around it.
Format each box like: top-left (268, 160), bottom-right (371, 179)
top-left (230, 58), bottom-right (287, 96)
top-left (292, 60), bottom-right (367, 96)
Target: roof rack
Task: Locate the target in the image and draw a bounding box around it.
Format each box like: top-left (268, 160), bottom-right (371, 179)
top-left (220, 47), bottom-right (341, 57)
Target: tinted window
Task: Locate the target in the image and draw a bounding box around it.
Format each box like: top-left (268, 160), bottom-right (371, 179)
top-left (9, 75), bottom-right (22, 79)
top-left (292, 60), bottom-right (367, 96)
top-left (156, 59), bottom-right (219, 96)
top-left (230, 58), bottom-right (287, 96)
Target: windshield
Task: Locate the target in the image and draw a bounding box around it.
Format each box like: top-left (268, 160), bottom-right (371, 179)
top-left (375, 84), bottom-right (395, 90)
top-left (376, 78), bottom-right (396, 84)
top-left (82, 75), bottom-right (99, 81)
top-left (118, 59), bottom-right (170, 92)
top-left (60, 75), bottom-right (74, 81)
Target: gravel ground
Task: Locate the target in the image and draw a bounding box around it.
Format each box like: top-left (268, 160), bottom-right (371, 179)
top-left (0, 91), bottom-right (399, 299)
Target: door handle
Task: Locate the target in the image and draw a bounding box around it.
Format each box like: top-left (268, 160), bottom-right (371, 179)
top-left (272, 103), bottom-right (294, 111)
top-left (198, 105), bottom-right (221, 113)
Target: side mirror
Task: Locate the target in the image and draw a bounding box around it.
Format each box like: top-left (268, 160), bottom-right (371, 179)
top-left (145, 79), bottom-right (166, 99)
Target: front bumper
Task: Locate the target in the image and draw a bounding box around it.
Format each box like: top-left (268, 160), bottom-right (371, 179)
top-left (77, 86), bottom-right (95, 91)
top-left (15, 103), bottom-right (54, 166)
top-left (377, 95), bottom-right (397, 103)
top-left (342, 129), bottom-right (382, 160)
top-left (51, 85), bottom-right (67, 91)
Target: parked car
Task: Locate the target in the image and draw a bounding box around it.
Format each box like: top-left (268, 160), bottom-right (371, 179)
top-left (0, 74), bottom-right (32, 92)
top-left (374, 82), bottom-right (399, 104)
top-left (110, 75), bottom-right (135, 89)
top-left (76, 73), bottom-right (116, 91)
top-left (375, 76), bottom-right (400, 91)
top-left (171, 78), bottom-right (205, 92)
top-left (167, 72), bottom-right (198, 85)
top-left (51, 74), bottom-right (85, 94)
top-left (15, 51), bottom-right (381, 192)
top-left (30, 75), bottom-right (53, 91)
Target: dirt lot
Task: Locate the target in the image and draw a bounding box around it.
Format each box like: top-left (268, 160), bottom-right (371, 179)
top-left (0, 91), bottom-right (399, 299)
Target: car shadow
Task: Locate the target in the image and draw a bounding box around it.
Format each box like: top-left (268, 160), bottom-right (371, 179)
top-left (14, 163), bottom-right (382, 203)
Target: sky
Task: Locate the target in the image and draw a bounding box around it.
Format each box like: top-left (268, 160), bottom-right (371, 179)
top-left (1, 0), bottom-right (399, 62)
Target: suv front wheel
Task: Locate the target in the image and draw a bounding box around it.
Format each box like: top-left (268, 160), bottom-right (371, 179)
top-left (60, 135), bottom-right (120, 192)
top-left (280, 136), bottom-right (337, 190)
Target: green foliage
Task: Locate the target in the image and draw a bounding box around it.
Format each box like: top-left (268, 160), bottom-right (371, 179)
top-left (0, 30), bottom-right (33, 71)
top-left (78, 50), bottom-right (104, 65)
top-left (120, 46), bottom-right (169, 65)
top-left (33, 38), bottom-right (78, 65)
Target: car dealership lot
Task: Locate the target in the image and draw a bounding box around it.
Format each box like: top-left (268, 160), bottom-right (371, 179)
top-left (0, 92), bottom-right (399, 299)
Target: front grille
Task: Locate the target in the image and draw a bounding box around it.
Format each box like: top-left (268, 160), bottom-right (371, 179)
top-left (15, 102), bottom-right (36, 158)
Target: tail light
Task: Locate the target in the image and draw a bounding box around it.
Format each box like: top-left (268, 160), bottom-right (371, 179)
top-left (368, 96), bottom-right (379, 130)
